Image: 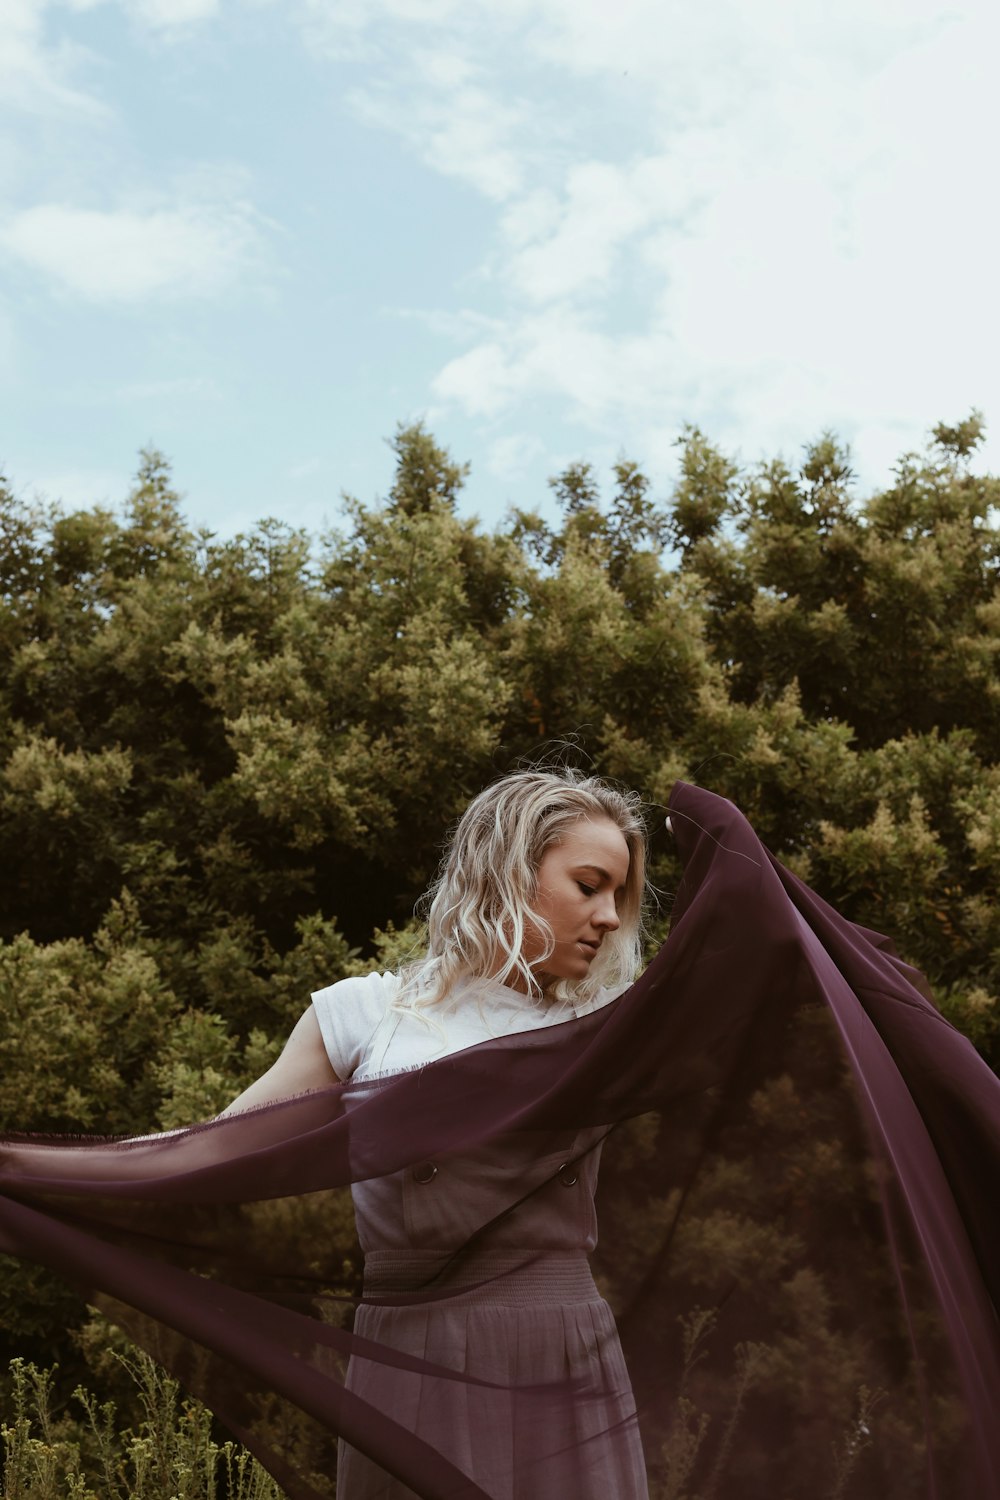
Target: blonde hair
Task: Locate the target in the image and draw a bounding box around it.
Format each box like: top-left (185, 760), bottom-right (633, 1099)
top-left (394, 767), bottom-right (648, 1017)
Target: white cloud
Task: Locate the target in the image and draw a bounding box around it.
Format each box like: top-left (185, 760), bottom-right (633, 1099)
top-left (125, 0), bottom-right (219, 27)
top-left (505, 160), bottom-right (653, 303)
top-left (432, 341), bottom-right (518, 419)
top-left (62, 0), bottom-right (219, 30)
top-left (347, 51), bottom-right (532, 202)
top-left (367, 0), bottom-right (997, 485)
top-left (296, 0), bottom-right (472, 60)
top-left (8, 0), bottom-right (998, 519)
top-left (0, 193), bottom-right (265, 301)
top-left (486, 432), bottom-right (545, 482)
top-left (386, 305), bottom-right (505, 343)
top-left (0, 0), bottom-right (109, 118)
top-left (433, 312), bottom-right (683, 430)
top-left (522, 0), bottom-right (950, 102)
top-left (115, 374), bottom-right (224, 400)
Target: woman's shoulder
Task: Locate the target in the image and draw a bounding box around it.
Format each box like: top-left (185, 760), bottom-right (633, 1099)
top-left (310, 970), bottom-right (401, 1081)
top-left (312, 969), bottom-right (400, 1007)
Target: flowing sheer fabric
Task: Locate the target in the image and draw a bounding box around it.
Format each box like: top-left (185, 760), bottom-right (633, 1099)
top-left (1, 782), bottom-right (998, 1499)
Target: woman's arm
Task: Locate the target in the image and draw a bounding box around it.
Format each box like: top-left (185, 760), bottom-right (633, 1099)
top-left (0, 1009), bottom-right (340, 1187)
top-left (218, 1007), bottom-right (340, 1117)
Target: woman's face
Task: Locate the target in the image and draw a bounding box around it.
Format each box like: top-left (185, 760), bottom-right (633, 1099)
top-left (524, 815), bottom-right (630, 987)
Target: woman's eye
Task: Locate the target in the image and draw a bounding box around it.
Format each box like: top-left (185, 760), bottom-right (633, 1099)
top-left (577, 882), bottom-right (596, 897)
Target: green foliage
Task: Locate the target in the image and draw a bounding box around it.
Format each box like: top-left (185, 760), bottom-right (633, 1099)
top-left (0, 893), bottom-right (173, 1133)
top-left (0, 413), bottom-right (998, 1405)
top-left (0, 1352), bottom-right (283, 1499)
top-left (620, 998), bottom-right (953, 1498)
top-left (1, 414), bottom-right (997, 1068)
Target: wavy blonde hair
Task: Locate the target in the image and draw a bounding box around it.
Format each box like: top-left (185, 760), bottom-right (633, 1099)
top-left (394, 767), bottom-right (648, 1017)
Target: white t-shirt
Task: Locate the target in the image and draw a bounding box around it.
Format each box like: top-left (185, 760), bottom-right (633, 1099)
top-left (311, 970), bottom-right (621, 1083)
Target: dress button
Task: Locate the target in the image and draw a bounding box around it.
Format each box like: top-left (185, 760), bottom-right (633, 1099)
top-left (412, 1163), bottom-right (438, 1185)
top-left (557, 1162), bottom-right (578, 1187)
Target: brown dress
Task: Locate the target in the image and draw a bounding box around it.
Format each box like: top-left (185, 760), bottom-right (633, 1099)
top-left (311, 974), bottom-right (649, 1500)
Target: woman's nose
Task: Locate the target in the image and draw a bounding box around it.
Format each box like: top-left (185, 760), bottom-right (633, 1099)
top-left (594, 896), bottom-right (620, 931)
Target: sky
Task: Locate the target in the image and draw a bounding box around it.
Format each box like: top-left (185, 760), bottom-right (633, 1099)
top-left (2, 0), bottom-right (998, 540)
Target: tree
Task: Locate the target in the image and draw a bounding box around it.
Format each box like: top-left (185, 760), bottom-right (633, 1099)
top-left (0, 415), bottom-right (997, 1395)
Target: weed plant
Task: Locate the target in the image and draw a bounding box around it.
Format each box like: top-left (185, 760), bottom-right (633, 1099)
top-left (0, 1353), bottom-right (285, 1500)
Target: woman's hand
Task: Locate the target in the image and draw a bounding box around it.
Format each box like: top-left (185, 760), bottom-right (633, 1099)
top-left (218, 1007), bottom-right (340, 1117)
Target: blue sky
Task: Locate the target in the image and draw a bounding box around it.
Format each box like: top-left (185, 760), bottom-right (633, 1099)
top-left (2, 0), bottom-right (998, 540)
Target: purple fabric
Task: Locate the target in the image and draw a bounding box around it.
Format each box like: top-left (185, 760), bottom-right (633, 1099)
top-left (1, 781), bottom-right (998, 1498)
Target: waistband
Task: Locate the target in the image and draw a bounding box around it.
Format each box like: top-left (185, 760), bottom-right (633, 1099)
top-left (361, 1249), bottom-right (600, 1308)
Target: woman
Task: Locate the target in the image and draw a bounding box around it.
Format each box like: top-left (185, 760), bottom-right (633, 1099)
top-left (220, 766), bottom-right (651, 1499)
top-left (2, 773), bottom-right (999, 1500)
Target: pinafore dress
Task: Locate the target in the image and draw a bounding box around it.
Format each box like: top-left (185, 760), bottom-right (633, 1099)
top-left (311, 972), bottom-right (648, 1500)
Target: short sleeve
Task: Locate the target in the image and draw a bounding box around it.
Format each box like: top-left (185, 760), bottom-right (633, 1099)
top-left (311, 971), bottom-right (399, 1081)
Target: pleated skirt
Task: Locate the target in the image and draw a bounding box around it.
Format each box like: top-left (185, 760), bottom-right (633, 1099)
top-left (337, 1250), bottom-right (648, 1500)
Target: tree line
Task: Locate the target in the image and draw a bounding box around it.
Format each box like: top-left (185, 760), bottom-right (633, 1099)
top-left (0, 413), bottom-right (997, 1393)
